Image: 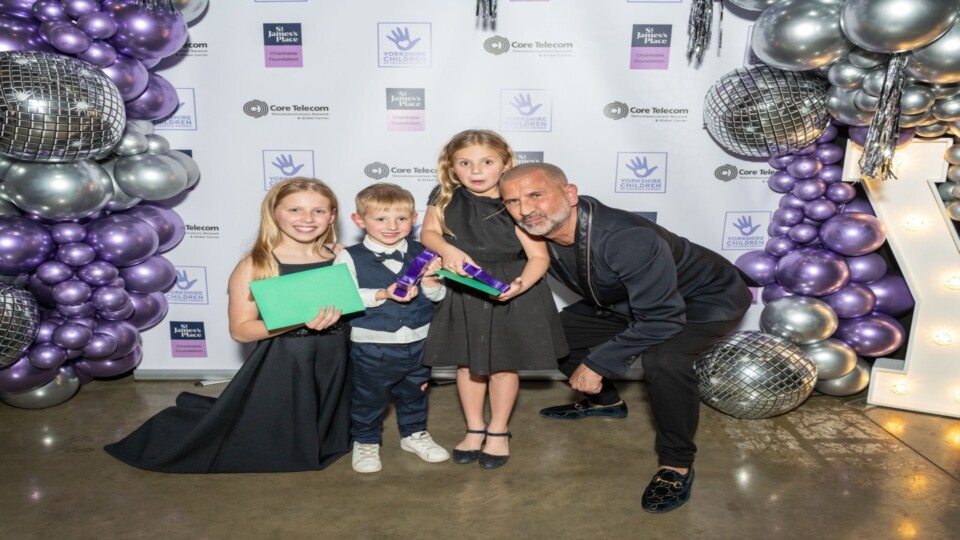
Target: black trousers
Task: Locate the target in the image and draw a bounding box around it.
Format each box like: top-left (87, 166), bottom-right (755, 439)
top-left (557, 303), bottom-right (743, 468)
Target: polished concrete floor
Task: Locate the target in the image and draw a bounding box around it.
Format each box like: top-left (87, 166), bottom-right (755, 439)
top-left (2, 378), bottom-right (959, 540)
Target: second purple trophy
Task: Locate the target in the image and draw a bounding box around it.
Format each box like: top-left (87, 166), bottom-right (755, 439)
top-left (393, 250), bottom-right (511, 296)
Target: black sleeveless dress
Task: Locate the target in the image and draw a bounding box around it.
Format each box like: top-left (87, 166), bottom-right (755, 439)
top-left (423, 188), bottom-right (568, 375)
top-left (104, 260), bottom-right (352, 473)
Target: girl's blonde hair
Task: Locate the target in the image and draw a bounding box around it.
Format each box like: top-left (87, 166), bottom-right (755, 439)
top-left (434, 129), bottom-right (514, 235)
top-left (249, 177), bottom-right (339, 280)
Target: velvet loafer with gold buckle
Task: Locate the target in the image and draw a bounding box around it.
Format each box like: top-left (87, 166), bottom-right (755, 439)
top-left (538, 398), bottom-right (628, 420)
top-left (641, 468), bottom-right (695, 513)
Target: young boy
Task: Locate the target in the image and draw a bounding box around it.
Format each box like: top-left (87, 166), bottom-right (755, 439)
top-left (334, 183), bottom-right (449, 473)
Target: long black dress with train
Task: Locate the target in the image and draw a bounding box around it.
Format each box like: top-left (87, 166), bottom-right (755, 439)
top-left (423, 187), bottom-right (568, 375)
top-left (105, 260), bottom-right (352, 473)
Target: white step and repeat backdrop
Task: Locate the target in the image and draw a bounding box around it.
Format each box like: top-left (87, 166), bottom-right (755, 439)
top-left (141, 0), bottom-right (779, 379)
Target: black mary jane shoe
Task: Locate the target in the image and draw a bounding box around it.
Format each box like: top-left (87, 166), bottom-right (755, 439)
top-left (478, 431), bottom-right (511, 470)
top-left (451, 428), bottom-right (487, 465)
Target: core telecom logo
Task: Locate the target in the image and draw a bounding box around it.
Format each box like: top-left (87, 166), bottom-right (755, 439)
top-left (482, 35), bottom-right (573, 58)
top-left (155, 88), bottom-right (197, 130)
top-left (722, 211), bottom-right (769, 250)
top-left (615, 152), bottom-right (667, 193)
top-left (378, 23), bottom-right (431, 67)
top-left (363, 161), bottom-right (437, 183)
top-left (165, 266), bottom-right (209, 305)
top-left (263, 150), bottom-right (315, 189)
top-left (715, 163), bottom-right (778, 182)
top-left (263, 23), bottom-right (303, 68)
top-left (602, 100), bottom-right (689, 123)
top-left (386, 88), bottom-right (426, 131)
top-left (630, 24), bottom-right (672, 69)
top-left (501, 89), bottom-right (552, 132)
top-left (170, 321), bottom-right (207, 358)
top-left (242, 99), bottom-right (330, 120)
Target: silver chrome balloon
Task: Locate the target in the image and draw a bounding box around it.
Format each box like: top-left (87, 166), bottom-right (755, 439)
top-left (930, 83), bottom-right (960, 99)
top-left (0, 51), bottom-right (125, 162)
top-left (899, 84), bottom-right (936, 114)
top-left (861, 68), bottom-right (887, 96)
top-left (800, 338), bottom-right (858, 380)
top-left (752, 0), bottom-right (853, 71)
top-left (0, 199), bottom-right (20, 216)
top-left (125, 119), bottom-right (155, 135)
top-left (145, 134), bottom-right (171, 155)
top-left (704, 65), bottom-right (829, 157)
top-left (854, 90), bottom-right (880, 112)
top-left (847, 48), bottom-right (887, 69)
top-left (760, 296), bottom-right (839, 345)
top-left (815, 357), bottom-right (870, 396)
top-left (726, 0), bottom-right (780, 11)
top-left (0, 283), bottom-right (40, 367)
top-left (113, 130), bottom-right (149, 156)
top-left (165, 150), bottom-right (200, 189)
top-left (840, 0), bottom-right (960, 53)
top-left (915, 122), bottom-right (949, 137)
top-left (945, 144), bottom-right (960, 165)
top-left (949, 165), bottom-right (960, 183)
top-left (171, 0), bottom-right (209, 25)
top-left (0, 365), bottom-right (80, 408)
top-left (827, 86), bottom-right (874, 125)
top-left (99, 158), bottom-right (142, 212)
top-left (906, 17), bottom-right (960, 84)
top-left (828, 60), bottom-right (870, 89)
top-left (696, 331), bottom-right (818, 419)
top-left (2, 160), bottom-right (113, 220)
top-left (932, 95), bottom-right (960, 121)
top-left (113, 153), bottom-right (188, 201)
top-left (947, 201), bottom-right (960, 220)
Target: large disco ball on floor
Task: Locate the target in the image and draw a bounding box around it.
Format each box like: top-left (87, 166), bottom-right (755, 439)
top-left (703, 65), bottom-right (829, 157)
top-left (0, 283), bottom-right (40, 368)
top-left (695, 331), bottom-right (818, 419)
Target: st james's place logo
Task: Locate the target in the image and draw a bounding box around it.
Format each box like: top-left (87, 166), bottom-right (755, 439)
top-left (363, 161), bottom-right (437, 183)
top-left (166, 266), bottom-right (209, 305)
top-left (263, 23), bottom-right (303, 68)
top-left (386, 88), bottom-right (425, 131)
top-left (501, 90), bottom-right (552, 132)
top-left (170, 321), bottom-right (207, 358)
top-left (242, 99), bottom-right (329, 120)
top-left (515, 151), bottom-right (544, 164)
top-left (615, 152), bottom-right (667, 193)
top-left (722, 211), bottom-right (769, 251)
top-left (378, 23), bottom-right (431, 67)
top-left (482, 35), bottom-right (573, 58)
top-left (602, 100), bottom-right (689, 124)
top-left (630, 24), bottom-right (672, 69)
top-left (263, 150), bottom-right (315, 189)
top-left (155, 88), bottom-right (197, 131)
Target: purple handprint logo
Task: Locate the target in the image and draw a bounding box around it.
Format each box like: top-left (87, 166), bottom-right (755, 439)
top-left (510, 93), bottom-right (542, 117)
top-left (387, 27), bottom-right (421, 51)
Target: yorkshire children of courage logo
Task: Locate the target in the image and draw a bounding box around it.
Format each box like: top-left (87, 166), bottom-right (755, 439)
top-left (386, 88), bottom-right (425, 131)
top-left (263, 23), bottom-right (303, 68)
top-left (378, 23), bottom-right (431, 67)
top-left (166, 266), bottom-right (209, 305)
top-left (630, 24), bottom-right (671, 69)
top-left (170, 321), bottom-right (207, 358)
top-left (722, 211), bottom-right (769, 250)
top-left (263, 150), bottom-right (315, 189)
top-left (363, 161), bottom-right (437, 183)
top-left (242, 99), bottom-right (329, 120)
top-left (602, 100), bottom-right (689, 124)
top-left (500, 90), bottom-right (552, 132)
top-left (482, 35), bottom-right (573, 58)
top-left (615, 152), bottom-right (667, 193)
top-left (155, 88), bottom-right (197, 130)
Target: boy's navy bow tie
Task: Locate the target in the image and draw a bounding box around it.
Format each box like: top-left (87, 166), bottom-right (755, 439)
top-left (373, 251), bottom-right (404, 262)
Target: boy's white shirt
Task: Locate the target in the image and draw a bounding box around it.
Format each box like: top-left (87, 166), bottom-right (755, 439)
top-left (333, 236), bottom-right (445, 344)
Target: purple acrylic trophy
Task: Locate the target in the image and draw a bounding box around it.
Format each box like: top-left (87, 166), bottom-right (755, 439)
top-left (394, 249), bottom-right (439, 298)
top-left (462, 263), bottom-right (511, 294)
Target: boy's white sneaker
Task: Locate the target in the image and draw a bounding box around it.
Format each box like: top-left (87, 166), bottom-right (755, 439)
top-left (352, 442), bottom-right (382, 473)
top-left (400, 431), bottom-right (450, 463)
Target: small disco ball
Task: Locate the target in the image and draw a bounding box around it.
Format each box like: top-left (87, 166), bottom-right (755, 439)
top-left (0, 51), bottom-right (126, 162)
top-left (695, 331), bottom-right (818, 419)
top-left (0, 283), bottom-right (40, 368)
top-left (703, 65), bottom-right (829, 158)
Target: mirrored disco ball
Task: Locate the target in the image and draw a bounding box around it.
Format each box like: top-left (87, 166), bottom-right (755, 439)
top-left (0, 51), bottom-right (126, 162)
top-left (0, 283), bottom-right (40, 368)
top-left (703, 65), bottom-right (829, 158)
top-left (695, 331), bottom-right (818, 419)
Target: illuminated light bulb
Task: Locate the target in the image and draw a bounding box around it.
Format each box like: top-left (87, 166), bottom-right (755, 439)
top-left (932, 329), bottom-right (957, 346)
top-left (902, 215), bottom-right (928, 231)
top-left (891, 380), bottom-right (911, 395)
top-left (945, 273), bottom-right (960, 291)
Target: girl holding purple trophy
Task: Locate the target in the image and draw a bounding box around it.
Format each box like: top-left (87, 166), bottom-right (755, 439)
top-left (420, 130), bottom-right (568, 469)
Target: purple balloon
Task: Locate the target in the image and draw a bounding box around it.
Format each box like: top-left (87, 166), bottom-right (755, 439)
top-left (735, 250), bottom-right (780, 286)
top-left (765, 236), bottom-right (797, 257)
top-left (0, 356), bottom-right (57, 393)
top-left (834, 312), bottom-right (905, 357)
top-left (817, 165), bottom-right (844, 184)
top-left (34, 318), bottom-right (62, 344)
top-left (31, 0), bottom-right (68, 22)
top-left (56, 242), bottom-right (97, 267)
top-left (68, 316), bottom-right (97, 330)
top-left (787, 157), bottom-right (823, 179)
top-left (813, 143), bottom-right (844, 165)
top-left (50, 223), bottom-right (86, 244)
top-left (0, 217), bottom-right (55, 273)
top-left (125, 73), bottom-right (179, 121)
top-left (90, 285), bottom-right (130, 311)
top-left (768, 222), bottom-right (792, 237)
top-left (121, 204), bottom-right (185, 253)
top-left (28, 342), bottom-right (67, 370)
top-left (825, 183), bottom-right (857, 204)
top-left (77, 40), bottom-right (118, 67)
top-left (793, 143), bottom-right (818, 156)
top-left (767, 171), bottom-right (798, 193)
top-left (821, 282), bottom-right (877, 318)
top-left (787, 223), bottom-right (820, 244)
top-left (56, 301), bottom-right (95, 318)
top-left (84, 214), bottom-right (159, 267)
top-left (100, 52), bottom-right (148, 100)
top-left (78, 12), bottom-right (118, 39)
top-left (117, 255), bottom-right (176, 293)
top-left (73, 347), bottom-right (142, 378)
top-left (866, 273), bottom-right (915, 317)
top-left (128, 291), bottom-right (168, 330)
top-left (775, 247), bottom-right (851, 296)
top-left (35, 260), bottom-right (75, 285)
top-left (98, 301), bottom-right (136, 321)
top-left (846, 253), bottom-right (888, 283)
top-left (803, 199), bottom-right (839, 222)
top-left (82, 332), bottom-right (119, 360)
top-left (77, 260), bottom-right (120, 286)
top-left (792, 179), bottom-right (827, 201)
top-left (840, 196), bottom-right (875, 216)
top-left (0, 15), bottom-right (52, 52)
top-left (773, 207), bottom-right (804, 226)
top-left (40, 21), bottom-right (92, 54)
top-left (95, 319), bottom-right (139, 358)
top-left (816, 124), bottom-right (839, 143)
top-left (820, 213), bottom-right (886, 256)
top-left (109, 3), bottom-right (187, 59)
top-left (778, 194), bottom-right (807, 209)
top-left (768, 155), bottom-right (796, 170)
top-left (27, 274), bottom-right (56, 307)
top-left (761, 283), bottom-right (793, 304)
top-left (52, 279), bottom-right (92, 306)
top-left (63, 0), bottom-right (102, 20)
top-left (0, 0), bottom-right (38, 18)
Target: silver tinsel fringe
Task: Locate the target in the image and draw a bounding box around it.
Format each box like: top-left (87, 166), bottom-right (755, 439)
top-left (858, 53), bottom-right (908, 182)
top-left (687, 0), bottom-right (722, 64)
top-left (477, 0), bottom-right (498, 25)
